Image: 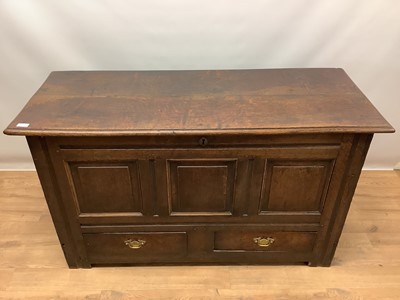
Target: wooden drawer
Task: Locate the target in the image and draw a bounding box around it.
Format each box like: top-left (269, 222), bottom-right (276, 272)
top-left (214, 231), bottom-right (317, 252)
top-left (81, 225), bottom-right (319, 265)
top-left (84, 232), bottom-right (187, 264)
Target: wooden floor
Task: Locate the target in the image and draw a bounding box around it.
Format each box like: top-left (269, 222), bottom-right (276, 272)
top-left (0, 171), bottom-right (399, 299)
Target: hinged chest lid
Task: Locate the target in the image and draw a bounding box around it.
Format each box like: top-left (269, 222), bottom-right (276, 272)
top-left (4, 68), bottom-right (394, 136)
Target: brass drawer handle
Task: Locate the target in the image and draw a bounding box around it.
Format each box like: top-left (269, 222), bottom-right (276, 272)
top-left (124, 238), bottom-right (146, 249)
top-left (253, 237), bottom-right (275, 247)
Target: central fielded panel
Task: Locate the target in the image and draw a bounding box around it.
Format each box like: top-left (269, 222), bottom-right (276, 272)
top-left (4, 69), bottom-right (394, 268)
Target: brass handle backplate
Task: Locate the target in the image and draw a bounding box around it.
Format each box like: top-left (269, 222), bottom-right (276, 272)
top-left (253, 237), bottom-right (275, 247)
top-left (124, 238), bottom-right (146, 249)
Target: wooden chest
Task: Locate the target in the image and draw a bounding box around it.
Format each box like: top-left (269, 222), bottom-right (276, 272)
top-left (4, 69), bottom-right (394, 268)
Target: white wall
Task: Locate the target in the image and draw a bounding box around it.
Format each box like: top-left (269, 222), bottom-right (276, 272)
top-left (0, 0), bottom-right (399, 169)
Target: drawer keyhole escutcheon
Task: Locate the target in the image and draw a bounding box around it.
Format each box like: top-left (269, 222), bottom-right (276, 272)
top-left (199, 137), bottom-right (208, 146)
top-left (253, 237), bottom-right (275, 247)
top-left (124, 239), bottom-right (146, 249)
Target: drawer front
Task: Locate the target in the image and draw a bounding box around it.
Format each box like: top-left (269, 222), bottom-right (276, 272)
top-left (84, 232), bottom-right (187, 264)
top-left (81, 225), bottom-right (318, 265)
top-left (214, 231), bottom-right (317, 252)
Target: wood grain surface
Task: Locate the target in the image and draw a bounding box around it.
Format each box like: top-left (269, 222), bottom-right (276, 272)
top-left (3, 69), bottom-right (394, 136)
top-left (1, 170), bottom-right (399, 299)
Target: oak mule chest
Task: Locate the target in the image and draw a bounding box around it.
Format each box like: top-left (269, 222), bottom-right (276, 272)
top-left (4, 69), bottom-right (394, 268)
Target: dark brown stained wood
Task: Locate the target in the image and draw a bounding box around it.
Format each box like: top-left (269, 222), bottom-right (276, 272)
top-left (4, 70), bottom-right (394, 268)
top-left (260, 160), bottom-right (334, 213)
top-left (84, 232), bottom-right (188, 264)
top-left (59, 146), bottom-right (340, 161)
top-left (80, 223), bottom-right (321, 234)
top-left (137, 160), bottom-right (156, 216)
top-left (214, 231), bottom-right (317, 252)
top-left (26, 137), bottom-right (89, 268)
top-left (319, 134), bottom-right (373, 266)
top-left (308, 134), bottom-right (358, 266)
top-left (52, 133), bottom-right (345, 148)
top-left (26, 137), bottom-right (80, 268)
top-left (69, 163), bottom-right (142, 214)
top-left (3, 69), bottom-right (394, 136)
top-left (80, 225), bottom-right (318, 265)
top-left (77, 214), bottom-right (322, 226)
top-left (82, 224), bottom-right (318, 265)
top-left (154, 159), bottom-right (169, 217)
top-left (168, 160), bottom-right (236, 215)
top-left (266, 165), bottom-right (325, 211)
top-left (52, 141), bottom-right (339, 226)
top-left (231, 159), bottom-right (251, 217)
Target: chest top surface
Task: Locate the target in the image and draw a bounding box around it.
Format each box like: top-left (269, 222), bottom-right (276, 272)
top-left (4, 68), bottom-right (394, 136)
